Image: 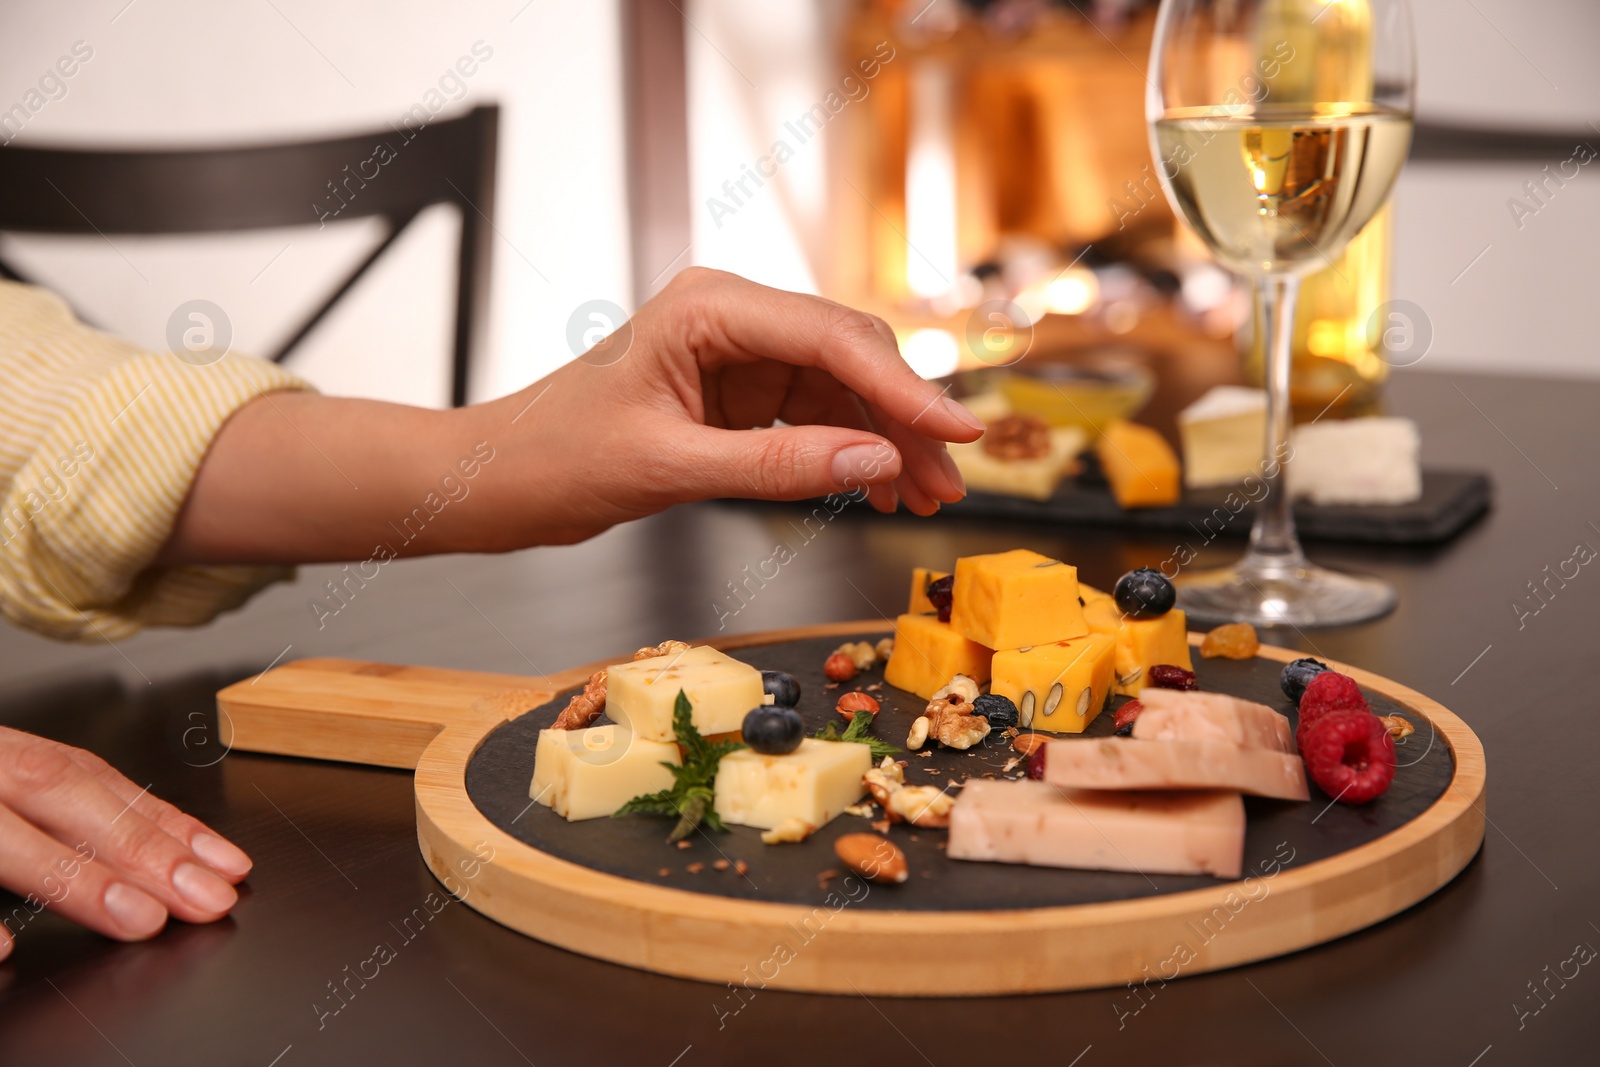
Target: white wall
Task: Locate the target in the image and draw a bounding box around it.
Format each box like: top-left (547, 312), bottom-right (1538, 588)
top-left (1394, 0), bottom-right (1600, 377)
top-left (0, 0), bottom-right (634, 407)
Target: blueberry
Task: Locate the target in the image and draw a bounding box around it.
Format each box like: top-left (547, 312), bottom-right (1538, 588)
top-left (972, 693), bottom-right (1019, 730)
top-left (926, 575), bottom-right (954, 623)
top-left (1280, 658), bottom-right (1329, 705)
top-left (761, 670), bottom-right (802, 708)
top-left (742, 706), bottom-right (804, 755)
top-left (1113, 568), bottom-right (1176, 620)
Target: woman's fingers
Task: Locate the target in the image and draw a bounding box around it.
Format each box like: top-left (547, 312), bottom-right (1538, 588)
top-left (653, 418), bottom-right (902, 505)
top-left (662, 269), bottom-right (985, 446)
top-left (0, 739), bottom-right (237, 924)
top-left (60, 744), bottom-right (251, 882)
top-left (0, 804), bottom-right (167, 942)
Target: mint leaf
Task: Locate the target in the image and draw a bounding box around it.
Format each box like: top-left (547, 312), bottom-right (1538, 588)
top-left (615, 689), bottom-right (744, 840)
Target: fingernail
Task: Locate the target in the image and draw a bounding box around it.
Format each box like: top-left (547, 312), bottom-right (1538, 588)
top-left (831, 444), bottom-right (890, 489)
top-left (937, 448), bottom-right (967, 498)
top-left (173, 862), bottom-right (238, 915)
top-left (942, 397), bottom-right (986, 433)
top-left (191, 833), bottom-right (252, 878)
top-left (104, 883), bottom-right (167, 938)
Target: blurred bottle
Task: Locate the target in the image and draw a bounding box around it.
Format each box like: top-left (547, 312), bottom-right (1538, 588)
top-left (1241, 0), bottom-right (1395, 413)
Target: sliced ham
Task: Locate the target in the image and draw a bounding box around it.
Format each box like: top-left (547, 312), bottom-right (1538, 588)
top-left (1131, 689), bottom-right (1294, 754)
top-left (1039, 736), bottom-right (1309, 801)
top-left (948, 779), bottom-right (1245, 878)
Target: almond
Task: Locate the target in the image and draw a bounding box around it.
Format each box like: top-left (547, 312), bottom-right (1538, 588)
top-left (833, 833), bottom-right (909, 885)
top-left (1013, 733), bottom-right (1047, 756)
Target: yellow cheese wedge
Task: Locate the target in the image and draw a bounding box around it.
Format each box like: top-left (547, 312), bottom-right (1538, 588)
top-left (1113, 609), bottom-right (1193, 695)
top-left (530, 725), bottom-right (681, 821)
top-left (908, 567), bottom-right (950, 615)
top-left (883, 613), bottom-right (992, 700)
top-left (1095, 421), bottom-right (1181, 509)
top-left (713, 739), bottom-right (872, 830)
top-left (991, 633), bottom-right (1116, 733)
top-left (606, 645), bottom-right (765, 742)
top-left (950, 549), bottom-right (1086, 652)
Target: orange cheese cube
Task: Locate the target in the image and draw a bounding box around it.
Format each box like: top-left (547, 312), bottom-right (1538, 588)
top-left (991, 633), bottom-right (1116, 734)
top-left (883, 613), bottom-right (992, 701)
top-left (1095, 421), bottom-right (1180, 509)
top-left (1113, 609), bottom-right (1194, 695)
top-left (1081, 587), bottom-right (1121, 636)
top-left (908, 567), bottom-right (950, 615)
top-left (950, 549), bottom-right (1086, 652)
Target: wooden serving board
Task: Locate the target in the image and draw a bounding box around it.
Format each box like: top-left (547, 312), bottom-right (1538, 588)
top-left (216, 623), bottom-right (1486, 996)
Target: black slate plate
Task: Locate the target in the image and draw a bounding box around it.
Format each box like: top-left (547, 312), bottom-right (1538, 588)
top-left (464, 634), bottom-right (1454, 911)
top-left (941, 468), bottom-right (1492, 545)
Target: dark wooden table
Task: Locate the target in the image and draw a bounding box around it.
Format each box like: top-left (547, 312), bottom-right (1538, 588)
top-left (1, 369), bottom-right (1594, 1066)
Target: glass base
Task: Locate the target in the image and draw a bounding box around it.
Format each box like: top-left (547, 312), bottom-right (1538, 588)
top-left (1175, 553), bottom-right (1397, 628)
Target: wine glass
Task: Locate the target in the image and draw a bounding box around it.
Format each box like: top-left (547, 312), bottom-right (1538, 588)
top-left (1147, 0), bottom-right (1416, 627)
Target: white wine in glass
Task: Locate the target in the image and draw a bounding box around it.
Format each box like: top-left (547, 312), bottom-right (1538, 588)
top-left (1147, 0), bottom-right (1415, 627)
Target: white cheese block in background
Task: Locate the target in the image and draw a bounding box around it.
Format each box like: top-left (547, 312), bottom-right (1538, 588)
top-left (1288, 416), bottom-right (1422, 506)
top-left (606, 645), bottom-right (765, 742)
top-left (713, 739), bottom-right (871, 831)
top-left (949, 425), bottom-right (1087, 502)
top-left (948, 779), bottom-right (1245, 878)
top-left (1177, 386), bottom-right (1267, 489)
top-left (530, 725), bottom-right (681, 821)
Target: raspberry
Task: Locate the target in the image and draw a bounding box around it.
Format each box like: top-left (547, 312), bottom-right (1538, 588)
top-left (1296, 671), bottom-right (1369, 747)
top-left (1148, 664), bottom-right (1197, 691)
top-left (1112, 699), bottom-right (1145, 737)
top-left (1298, 711), bottom-right (1395, 804)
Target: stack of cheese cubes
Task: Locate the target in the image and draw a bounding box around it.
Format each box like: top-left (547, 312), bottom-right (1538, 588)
top-left (884, 549), bottom-right (1195, 733)
top-left (531, 644), bottom-right (869, 831)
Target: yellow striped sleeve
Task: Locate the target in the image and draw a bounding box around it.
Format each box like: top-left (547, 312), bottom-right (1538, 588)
top-left (0, 280), bottom-right (313, 641)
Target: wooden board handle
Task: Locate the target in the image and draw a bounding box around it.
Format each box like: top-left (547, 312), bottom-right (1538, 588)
top-left (216, 657), bottom-right (558, 770)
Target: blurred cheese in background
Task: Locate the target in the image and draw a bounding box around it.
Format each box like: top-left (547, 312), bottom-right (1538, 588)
top-left (1177, 386), bottom-right (1267, 489)
top-left (1288, 417), bottom-right (1422, 506)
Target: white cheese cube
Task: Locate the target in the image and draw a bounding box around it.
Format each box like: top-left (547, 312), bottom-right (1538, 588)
top-left (606, 645), bottom-right (765, 742)
top-left (1177, 386), bottom-right (1267, 489)
top-left (1288, 416), bottom-right (1421, 506)
top-left (530, 725), bottom-right (681, 822)
top-left (712, 739), bottom-right (872, 831)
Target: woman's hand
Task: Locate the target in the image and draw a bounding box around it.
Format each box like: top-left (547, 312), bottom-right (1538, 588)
top-left (0, 727), bottom-right (251, 959)
top-left (160, 268), bottom-right (983, 564)
top-left (470, 268), bottom-right (984, 547)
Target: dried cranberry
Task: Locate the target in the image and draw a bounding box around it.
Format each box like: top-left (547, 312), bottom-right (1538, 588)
top-left (1026, 745), bottom-right (1047, 780)
top-left (1147, 664), bottom-right (1197, 691)
top-left (926, 575), bottom-right (954, 623)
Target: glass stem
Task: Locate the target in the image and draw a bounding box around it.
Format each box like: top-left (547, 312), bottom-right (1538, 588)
top-left (1245, 272), bottom-right (1304, 567)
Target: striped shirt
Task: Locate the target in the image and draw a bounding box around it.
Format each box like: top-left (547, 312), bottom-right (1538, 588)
top-left (0, 281), bottom-right (311, 641)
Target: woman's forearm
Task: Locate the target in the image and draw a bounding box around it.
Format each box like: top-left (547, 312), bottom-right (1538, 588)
top-left (157, 391), bottom-right (501, 566)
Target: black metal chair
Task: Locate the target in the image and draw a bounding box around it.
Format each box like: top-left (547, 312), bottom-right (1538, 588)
top-left (0, 104), bottom-right (498, 408)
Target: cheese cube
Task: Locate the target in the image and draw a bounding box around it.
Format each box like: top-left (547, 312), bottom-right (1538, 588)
top-left (530, 725), bottom-right (681, 821)
top-left (1113, 610), bottom-right (1193, 695)
top-left (1177, 386), bottom-right (1267, 489)
top-left (950, 549), bottom-right (1086, 652)
top-left (948, 779), bottom-right (1245, 879)
top-left (991, 633), bottom-right (1116, 734)
top-left (883, 613), bottom-right (992, 701)
top-left (948, 425), bottom-right (1086, 502)
top-left (713, 739), bottom-right (872, 831)
top-left (1081, 587), bottom-right (1122, 636)
top-left (1039, 736), bottom-right (1309, 801)
top-left (606, 645), bottom-right (764, 742)
top-left (908, 567), bottom-right (950, 615)
top-left (1287, 416), bottom-right (1422, 506)
top-left (1095, 421), bottom-right (1181, 509)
